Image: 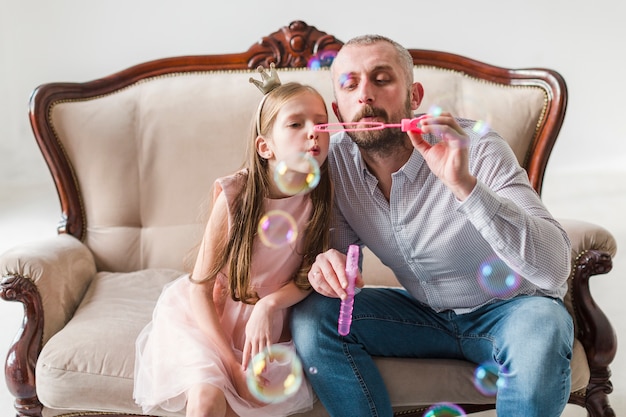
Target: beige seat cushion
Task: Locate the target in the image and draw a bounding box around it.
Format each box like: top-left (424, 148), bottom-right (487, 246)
top-left (36, 269), bottom-right (590, 417)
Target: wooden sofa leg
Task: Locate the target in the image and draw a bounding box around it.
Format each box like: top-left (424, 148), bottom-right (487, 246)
top-left (586, 366), bottom-right (615, 417)
top-left (0, 274), bottom-right (44, 417)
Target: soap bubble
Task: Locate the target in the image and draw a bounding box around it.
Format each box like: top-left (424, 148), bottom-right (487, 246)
top-left (338, 73), bottom-right (351, 89)
top-left (424, 402), bottom-right (466, 417)
top-left (274, 153), bottom-right (321, 196)
top-left (428, 104), bottom-right (444, 117)
top-left (307, 51), bottom-right (337, 70)
top-left (473, 361), bottom-right (505, 396)
top-left (422, 94), bottom-right (492, 137)
top-left (246, 344), bottom-right (304, 404)
top-left (477, 257), bottom-right (522, 297)
top-left (471, 119), bottom-right (490, 136)
top-left (258, 210), bottom-right (298, 248)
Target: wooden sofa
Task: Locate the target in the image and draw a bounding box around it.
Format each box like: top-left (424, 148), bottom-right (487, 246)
top-left (0, 20), bottom-right (618, 417)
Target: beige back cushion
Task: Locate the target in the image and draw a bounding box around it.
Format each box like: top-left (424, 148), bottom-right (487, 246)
top-left (50, 67), bottom-right (547, 280)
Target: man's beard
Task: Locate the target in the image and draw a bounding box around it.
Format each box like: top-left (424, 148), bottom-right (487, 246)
top-left (347, 120), bottom-right (407, 154)
top-left (343, 97), bottom-right (413, 155)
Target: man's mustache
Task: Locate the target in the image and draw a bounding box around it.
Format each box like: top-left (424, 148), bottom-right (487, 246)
top-left (352, 105), bottom-right (389, 123)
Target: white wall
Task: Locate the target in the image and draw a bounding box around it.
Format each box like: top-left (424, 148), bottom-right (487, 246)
top-left (2, 0), bottom-right (625, 188)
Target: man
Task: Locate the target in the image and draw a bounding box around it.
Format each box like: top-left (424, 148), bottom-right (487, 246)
top-left (291, 34), bottom-right (573, 417)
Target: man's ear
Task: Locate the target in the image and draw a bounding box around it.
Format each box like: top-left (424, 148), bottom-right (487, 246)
top-left (255, 135), bottom-right (273, 159)
top-left (411, 82), bottom-right (424, 110)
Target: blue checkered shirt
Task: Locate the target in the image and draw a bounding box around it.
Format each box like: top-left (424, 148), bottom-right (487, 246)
top-left (328, 119), bottom-right (571, 313)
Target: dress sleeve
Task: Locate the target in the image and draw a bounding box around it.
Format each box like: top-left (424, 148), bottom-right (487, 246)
top-left (213, 169), bottom-right (248, 232)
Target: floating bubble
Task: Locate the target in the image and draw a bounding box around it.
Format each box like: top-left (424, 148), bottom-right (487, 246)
top-left (308, 366), bottom-right (318, 375)
top-left (274, 153), bottom-right (321, 196)
top-left (338, 73), bottom-right (351, 88)
top-left (423, 95), bottom-right (491, 137)
top-left (258, 210), bottom-right (298, 248)
top-left (246, 344), bottom-right (304, 404)
top-left (471, 119), bottom-right (490, 136)
top-left (424, 402), bottom-right (466, 417)
top-left (473, 361), bottom-right (505, 396)
top-left (428, 104), bottom-right (444, 117)
top-left (477, 257), bottom-right (522, 297)
top-left (307, 51), bottom-right (337, 70)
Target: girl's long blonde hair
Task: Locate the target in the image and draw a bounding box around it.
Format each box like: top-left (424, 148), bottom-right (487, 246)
top-left (192, 82), bottom-right (332, 304)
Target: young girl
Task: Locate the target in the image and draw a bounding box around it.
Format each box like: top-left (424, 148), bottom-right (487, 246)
top-left (133, 77), bottom-right (332, 417)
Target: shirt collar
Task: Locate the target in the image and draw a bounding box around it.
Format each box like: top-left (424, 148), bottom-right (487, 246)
top-left (400, 148), bottom-right (424, 183)
top-left (337, 131), bottom-right (428, 193)
top-left (360, 146), bottom-right (425, 192)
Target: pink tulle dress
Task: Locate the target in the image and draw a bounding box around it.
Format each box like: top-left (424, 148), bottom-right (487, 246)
top-left (133, 171), bottom-right (315, 417)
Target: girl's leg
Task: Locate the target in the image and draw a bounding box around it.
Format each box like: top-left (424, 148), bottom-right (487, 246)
top-left (186, 383), bottom-right (237, 417)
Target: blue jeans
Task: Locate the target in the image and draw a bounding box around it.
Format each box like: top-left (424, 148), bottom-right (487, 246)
top-left (290, 288), bottom-right (573, 417)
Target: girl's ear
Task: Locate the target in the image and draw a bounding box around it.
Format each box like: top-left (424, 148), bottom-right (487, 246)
top-left (255, 135), bottom-right (273, 159)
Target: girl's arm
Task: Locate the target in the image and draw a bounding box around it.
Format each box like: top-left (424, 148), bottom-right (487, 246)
top-left (189, 193), bottom-right (266, 404)
top-left (188, 192), bottom-right (240, 370)
top-left (242, 281), bottom-right (311, 370)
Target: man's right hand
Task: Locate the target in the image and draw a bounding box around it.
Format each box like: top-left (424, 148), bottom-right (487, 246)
top-left (308, 249), bottom-right (364, 299)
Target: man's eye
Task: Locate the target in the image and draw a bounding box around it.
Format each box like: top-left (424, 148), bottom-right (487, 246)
top-left (339, 74), bottom-right (356, 90)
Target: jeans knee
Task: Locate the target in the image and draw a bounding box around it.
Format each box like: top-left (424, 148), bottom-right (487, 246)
top-left (508, 297), bottom-right (572, 343)
top-left (291, 293), bottom-right (339, 354)
top-left (497, 297), bottom-right (573, 375)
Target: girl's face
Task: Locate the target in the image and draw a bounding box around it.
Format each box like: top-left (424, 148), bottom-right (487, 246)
top-left (261, 91), bottom-right (330, 173)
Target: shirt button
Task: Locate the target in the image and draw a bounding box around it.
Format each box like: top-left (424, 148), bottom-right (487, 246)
top-left (395, 226), bottom-right (402, 231)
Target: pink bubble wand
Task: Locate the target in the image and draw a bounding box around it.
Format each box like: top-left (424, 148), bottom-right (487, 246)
top-left (338, 244), bottom-right (359, 336)
top-left (315, 115), bottom-right (426, 134)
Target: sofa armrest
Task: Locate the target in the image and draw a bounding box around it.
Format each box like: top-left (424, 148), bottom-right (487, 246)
top-left (1, 234), bottom-right (97, 342)
top-left (558, 217), bottom-right (617, 342)
top-left (559, 218), bottom-right (617, 260)
top-left (557, 218), bottom-right (617, 412)
top-left (0, 234), bottom-right (96, 414)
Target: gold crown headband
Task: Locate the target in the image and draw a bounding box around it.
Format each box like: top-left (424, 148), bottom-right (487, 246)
top-left (249, 63), bottom-right (282, 135)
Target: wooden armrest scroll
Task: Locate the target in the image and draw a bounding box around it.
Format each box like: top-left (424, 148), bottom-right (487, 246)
top-left (0, 273), bottom-right (44, 417)
top-left (571, 249), bottom-right (616, 366)
top-left (569, 249), bottom-right (616, 417)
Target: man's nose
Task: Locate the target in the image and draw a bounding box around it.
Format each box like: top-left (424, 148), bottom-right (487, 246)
top-left (358, 80), bottom-right (374, 104)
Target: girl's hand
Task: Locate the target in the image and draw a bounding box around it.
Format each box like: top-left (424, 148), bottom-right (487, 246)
top-left (229, 361), bottom-right (268, 406)
top-left (241, 300), bottom-right (275, 371)
top-left (407, 112), bottom-right (477, 200)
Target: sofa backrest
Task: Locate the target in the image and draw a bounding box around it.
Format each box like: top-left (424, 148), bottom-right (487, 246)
top-left (30, 21), bottom-right (567, 281)
top-left (47, 70), bottom-right (336, 272)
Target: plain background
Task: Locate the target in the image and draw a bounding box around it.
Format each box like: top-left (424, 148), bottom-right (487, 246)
top-left (1, 1), bottom-right (624, 415)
